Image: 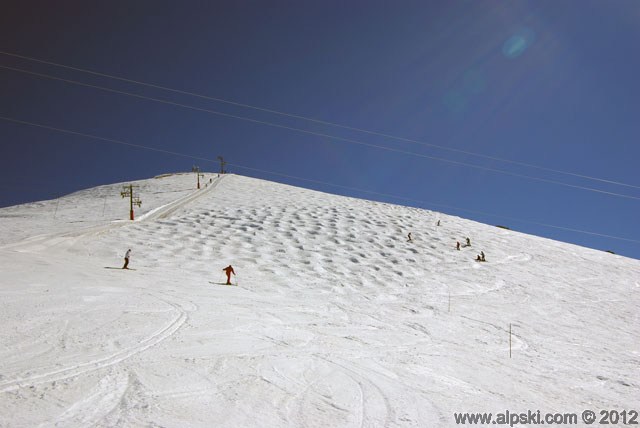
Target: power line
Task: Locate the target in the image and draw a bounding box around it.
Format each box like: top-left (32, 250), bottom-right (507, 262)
top-left (0, 116), bottom-right (212, 163)
top-left (1, 115), bottom-right (638, 245)
top-left (2, 50), bottom-right (638, 190)
top-left (1, 65), bottom-right (639, 202)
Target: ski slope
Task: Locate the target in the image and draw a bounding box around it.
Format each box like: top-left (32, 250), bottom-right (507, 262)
top-left (0, 173), bottom-right (638, 427)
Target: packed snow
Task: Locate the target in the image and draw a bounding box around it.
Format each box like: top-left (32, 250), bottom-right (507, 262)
top-left (0, 173), bottom-right (638, 427)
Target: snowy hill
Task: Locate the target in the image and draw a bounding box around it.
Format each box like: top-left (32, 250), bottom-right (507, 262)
top-left (0, 173), bottom-right (638, 427)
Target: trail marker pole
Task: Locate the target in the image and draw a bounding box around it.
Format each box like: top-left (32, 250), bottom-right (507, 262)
top-left (509, 323), bottom-right (512, 358)
top-left (102, 195), bottom-right (107, 217)
top-left (53, 198), bottom-right (60, 219)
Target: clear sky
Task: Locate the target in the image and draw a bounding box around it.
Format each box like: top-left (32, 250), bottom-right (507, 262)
top-left (1, 1), bottom-right (639, 258)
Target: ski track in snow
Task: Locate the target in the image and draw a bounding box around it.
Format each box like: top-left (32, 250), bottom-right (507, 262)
top-left (0, 173), bottom-right (639, 426)
top-left (0, 292), bottom-right (188, 393)
top-left (42, 371), bottom-right (130, 428)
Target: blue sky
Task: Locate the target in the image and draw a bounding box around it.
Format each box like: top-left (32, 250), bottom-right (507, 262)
top-left (1, 1), bottom-right (639, 258)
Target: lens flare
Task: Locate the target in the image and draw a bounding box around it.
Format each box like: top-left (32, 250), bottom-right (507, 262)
top-left (502, 27), bottom-right (535, 59)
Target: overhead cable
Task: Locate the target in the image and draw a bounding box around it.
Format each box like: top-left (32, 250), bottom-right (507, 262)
top-left (1, 65), bottom-right (638, 202)
top-left (2, 50), bottom-right (637, 190)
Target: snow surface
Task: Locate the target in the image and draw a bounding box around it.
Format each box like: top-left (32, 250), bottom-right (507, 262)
top-left (0, 173), bottom-right (638, 427)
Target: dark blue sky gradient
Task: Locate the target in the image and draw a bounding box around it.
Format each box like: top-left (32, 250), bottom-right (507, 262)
top-left (1, 1), bottom-right (639, 258)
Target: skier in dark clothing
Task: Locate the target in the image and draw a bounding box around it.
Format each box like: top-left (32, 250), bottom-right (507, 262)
top-left (456, 241), bottom-right (461, 251)
top-left (407, 232), bottom-right (413, 242)
top-left (223, 265), bottom-right (235, 285)
top-left (481, 251), bottom-right (485, 262)
top-left (466, 237), bottom-right (471, 246)
top-left (122, 249), bottom-right (131, 269)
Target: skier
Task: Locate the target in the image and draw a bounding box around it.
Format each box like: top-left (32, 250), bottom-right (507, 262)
top-left (481, 251), bottom-right (485, 262)
top-left (437, 220), bottom-right (441, 226)
top-left (456, 241), bottom-right (460, 251)
top-left (122, 249), bottom-right (131, 269)
top-left (223, 265), bottom-right (235, 285)
top-left (407, 232), bottom-right (413, 242)
top-left (476, 255), bottom-right (482, 262)
top-left (466, 237), bottom-right (471, 246)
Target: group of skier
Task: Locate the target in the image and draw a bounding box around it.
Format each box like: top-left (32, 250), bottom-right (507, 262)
top-left (455, 237), bottom-right (472, 250)
top-left (458, 237), bottom-right (487, 262)
top-left (410, 221), bottom-right (487, 262)
top-left (120, 249), bottom-right (236, 285)
top-left (457, 237), bottom-right (487, 261)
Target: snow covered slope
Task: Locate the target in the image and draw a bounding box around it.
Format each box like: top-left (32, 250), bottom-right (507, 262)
top-left (0, 173), bottom-right (638, 427)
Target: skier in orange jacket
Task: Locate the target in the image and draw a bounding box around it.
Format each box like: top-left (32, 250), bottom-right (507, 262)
top-left (223, 265), bottom-right (235, 285)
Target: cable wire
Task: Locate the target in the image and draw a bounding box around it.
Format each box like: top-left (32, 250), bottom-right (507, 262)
top-left (0, 116), bottom-right (212, 163)
top-left (1, 65), bottom-right (639, 202)
top-left (2, 50), bottom-right (638, 190)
